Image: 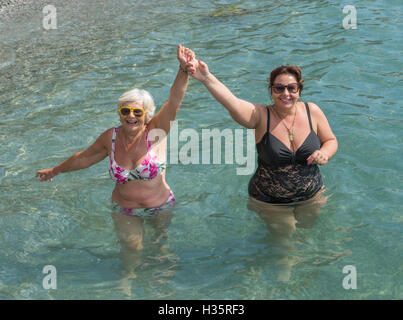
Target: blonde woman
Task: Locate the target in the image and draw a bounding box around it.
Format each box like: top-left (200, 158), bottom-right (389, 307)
top-left (36, 45), bottom-right (195, 259)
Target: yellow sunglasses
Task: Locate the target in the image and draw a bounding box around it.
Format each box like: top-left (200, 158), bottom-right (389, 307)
top-left (118, 106), bottom-right (146, 118)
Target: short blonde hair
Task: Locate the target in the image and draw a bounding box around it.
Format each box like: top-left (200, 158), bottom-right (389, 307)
top-left (117, 88), bottom-right (156, 123)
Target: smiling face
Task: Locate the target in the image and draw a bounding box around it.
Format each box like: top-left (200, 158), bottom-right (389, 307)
top-left (118, 101), bottom-right (147, 131)
top-left (271, 73), bottom-right (300, 110)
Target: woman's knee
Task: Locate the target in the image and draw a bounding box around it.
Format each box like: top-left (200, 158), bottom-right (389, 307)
top-left (123, 234), bottom-right (144, 251)
top-left (268, 220), bottom-right (297, 235)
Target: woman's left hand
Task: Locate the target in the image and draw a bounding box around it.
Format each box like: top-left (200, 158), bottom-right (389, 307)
top-left (307, 150), bottom-right (329, 166)
top-left (177, 44), bottom-right (197, 73)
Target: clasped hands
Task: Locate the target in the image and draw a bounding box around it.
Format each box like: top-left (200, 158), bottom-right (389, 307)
top-left (177, 45), bottom-right (209, 82)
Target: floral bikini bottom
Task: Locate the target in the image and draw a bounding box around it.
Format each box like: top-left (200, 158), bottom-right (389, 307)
top-left (112, 190), bottom-right (176, 218)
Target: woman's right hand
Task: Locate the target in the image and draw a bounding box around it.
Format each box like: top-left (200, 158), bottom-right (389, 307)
top-left (36, 168), bottom-right (57, 182)
top-left (188, 59), bottom-right (210, 83)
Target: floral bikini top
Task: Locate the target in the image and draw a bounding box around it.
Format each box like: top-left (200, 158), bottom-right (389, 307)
top-left (109, 127), bottom-right (166, 184)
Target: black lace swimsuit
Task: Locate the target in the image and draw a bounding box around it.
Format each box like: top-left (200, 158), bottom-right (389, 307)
top-left (248, 103), bottom-right (323, 203)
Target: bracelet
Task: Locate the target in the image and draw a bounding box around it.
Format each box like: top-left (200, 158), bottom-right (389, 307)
top-left (179, 65), bottom-right (188, 74)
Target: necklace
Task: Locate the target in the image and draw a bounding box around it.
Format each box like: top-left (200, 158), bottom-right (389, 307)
top-left (272, 105), bottom-right (297, 143)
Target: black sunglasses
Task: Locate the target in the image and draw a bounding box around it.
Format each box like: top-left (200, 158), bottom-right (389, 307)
top-left (270, 83), bottom-right (300, 94)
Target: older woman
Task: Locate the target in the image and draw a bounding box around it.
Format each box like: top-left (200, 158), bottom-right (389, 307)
top-left (36, 45), bottom-right (196, 275)
top-left (186, 55), bottom-right (338, 236)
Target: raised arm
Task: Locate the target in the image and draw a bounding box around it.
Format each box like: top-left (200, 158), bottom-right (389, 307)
top-left (188, 59), bottom-right (263, 129)
top-left (148, 45), bottom-right (194, 134)
top-left (36, 129), bottom-right (110, 181)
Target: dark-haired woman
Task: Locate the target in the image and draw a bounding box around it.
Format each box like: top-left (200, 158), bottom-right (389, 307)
top-left (186, 57), bottom-right (338, 236)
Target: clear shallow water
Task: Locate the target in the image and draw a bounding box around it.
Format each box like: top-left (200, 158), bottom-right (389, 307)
top-left (0, 0), bottom-right (402, 299)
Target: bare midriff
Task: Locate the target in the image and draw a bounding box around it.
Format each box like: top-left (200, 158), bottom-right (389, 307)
top-left (111, 173), bottom-right (171, 208)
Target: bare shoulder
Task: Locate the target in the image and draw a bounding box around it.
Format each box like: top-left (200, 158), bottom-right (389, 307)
top-left (305, 102), bottom-right (326, 133)
top-left (255, 103), bottom-right (267, 112)
top-left (101, 127), bottom-right (114, 139)
top-left (306, 101), bottom-right (335, 135)
top-left (306, 101), bottom-right (330, 124)
top-left (96, 127), bottom-right (114, 147)
top-left (306, 102), bottom-right (326, 117)
top-left (254, 103), bottom-right (268, 121)
top-left (254, 103), bottom-right (269, 140)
